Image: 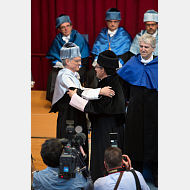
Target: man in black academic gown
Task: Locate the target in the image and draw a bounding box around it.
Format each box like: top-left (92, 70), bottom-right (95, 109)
top-left (117, 33), bottom-right (158, 187)
top-left (67, 50), bottom-right (126, 182)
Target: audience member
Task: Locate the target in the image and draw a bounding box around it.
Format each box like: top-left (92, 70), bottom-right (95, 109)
top-left (32, 139), bottom-right (94, 190)
top-left (46, 14), bottom-right (90, 102)
top-left (117, 33), bottom-right (158, 187)
top-left (94, 147), bottom-right (150, 190)
top-left (86, 8), bottom-right (132, 88)
top-left (129, 10), bottom-right (158, 56)
top-left (67, 50), bottom-right (126, 182)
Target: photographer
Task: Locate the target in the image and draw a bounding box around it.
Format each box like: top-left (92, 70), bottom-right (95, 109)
top-left (32, 138), bottom-right (94, 190)
top-left (94, 147), bottom-right (150, 190)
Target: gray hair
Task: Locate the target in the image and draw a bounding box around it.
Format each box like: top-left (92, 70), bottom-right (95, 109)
top-left (62, 58), bottom-right (73, 67)
top-left (138, 33), bottom-right (156, 48)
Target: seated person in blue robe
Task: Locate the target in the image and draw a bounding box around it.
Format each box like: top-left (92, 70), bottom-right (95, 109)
top-left (129, 10), bottom-right (158, 57)
top-left (46, 14), bottom-right (90, 102)
top-left (86, 8), bottom-right (132, 88)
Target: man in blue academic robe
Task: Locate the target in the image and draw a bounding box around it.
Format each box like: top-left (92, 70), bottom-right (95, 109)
top-left (46, 14), bottom-right (90, 102)
top-left (86, 8), bottom-right (132, 88)
top-left (117, 33), bottom-right (158, 187)
top-left (129, 10), bottom-right (158, 56)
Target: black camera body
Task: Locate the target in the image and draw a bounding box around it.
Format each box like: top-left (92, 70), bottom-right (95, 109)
top-left (58, 120), bottom-right (88, 179)
top-left (59, 148), bottom-right (77, 179)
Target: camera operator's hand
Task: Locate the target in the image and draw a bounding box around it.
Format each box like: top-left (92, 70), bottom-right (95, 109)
top-left (79, 146), bottom-right (86, 157)
top-left (122, 154), bottom-right (132, 170)
top-left (99, 86), bottom-right (115, 98)
top-left (67, 89), bottom-right (77, 98)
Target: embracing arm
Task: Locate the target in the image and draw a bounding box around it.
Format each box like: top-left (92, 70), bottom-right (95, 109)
top-left (67, 87), bottom-right (115, 112)
top-left (81, 86), bottom-right (115, 100)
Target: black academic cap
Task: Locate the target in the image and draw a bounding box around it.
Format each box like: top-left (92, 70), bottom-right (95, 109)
top-left (97, 50), bottom-right (119, 69)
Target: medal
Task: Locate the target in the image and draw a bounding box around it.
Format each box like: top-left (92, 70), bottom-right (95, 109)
top-left (107, 34), bottom-right (114, 51)
top-left (108, 43), bottom-right (111, 50)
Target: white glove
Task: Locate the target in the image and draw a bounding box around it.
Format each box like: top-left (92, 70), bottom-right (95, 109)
top-left (92, 59), bottom-right (97, 67)
top-left (53, 61), bottom-right (64, 68)
top-left (117, 60), bottom-right (123, 70)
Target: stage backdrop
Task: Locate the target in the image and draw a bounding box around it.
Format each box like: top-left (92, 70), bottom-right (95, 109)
top-left (31, 0), bottom-right (158, 90)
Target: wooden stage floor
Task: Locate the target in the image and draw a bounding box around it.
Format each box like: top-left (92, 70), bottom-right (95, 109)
top-left (31, 90), bottom-right (91, 171)
top-left (31, 90), bottom-right (58, 170)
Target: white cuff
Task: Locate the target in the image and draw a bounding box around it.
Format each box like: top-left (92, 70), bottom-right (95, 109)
top-left (53, 61), bottom-right (64, 68)
top-left (81, 88), bottom-right (101, 100)
top-left (69, 93), bottom-right (88, 112)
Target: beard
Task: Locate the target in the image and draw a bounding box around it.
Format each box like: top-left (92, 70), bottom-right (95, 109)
top-left (147, 28), bottom-right (156, 35)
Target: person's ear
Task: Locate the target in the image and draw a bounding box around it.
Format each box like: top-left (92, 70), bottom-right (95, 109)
top-left (65, 59), bottom-right (70, 66)
top-left (104, 161), bottom-right (107, 169)
top-left (152, 47), bottom-right (156, 53)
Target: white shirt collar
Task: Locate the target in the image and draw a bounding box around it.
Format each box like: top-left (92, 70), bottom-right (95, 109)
top-left (141, 54), bottom-right (153, 65)
top-left (62, 35), bottom-right (70, 43)
top-left (108, 29), bottom-right (118, 37)
top-left (152, 30), bottom-right (157, 38)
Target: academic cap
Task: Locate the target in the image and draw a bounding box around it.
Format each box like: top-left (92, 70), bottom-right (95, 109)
top-left (60, 42), bottom-right (81, 59)
top-left (97, 50), bottom-right (119, 69)
top-left (143, 10), bottom-right (158, 23)
top-left (55, 15), bottom-right (72, 29)
top-left (105, 8), bottom-right (121, 21)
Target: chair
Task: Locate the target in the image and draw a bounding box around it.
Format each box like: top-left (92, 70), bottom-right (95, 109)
top-left (81, 34), bottom-right (89, 43)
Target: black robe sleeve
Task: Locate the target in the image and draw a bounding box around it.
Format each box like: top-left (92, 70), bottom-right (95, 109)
top-left (118, 76), bottom-right (131, 101)
top-left (91, 53), bottom-right (97, 63)
top-left (84, 101), bottom-right (101, 114)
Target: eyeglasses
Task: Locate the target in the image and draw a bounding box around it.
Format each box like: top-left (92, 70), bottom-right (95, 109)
top-left (95, 65), bottom-right (102, 69)
top-left (74, 60), bottom-right (81, 63)
top-left (68, 58), bottom-right (81, 63)
top-left (60, 24), bottom-right (71, 30)
top-left (145, 23), bottom-right (157, 27)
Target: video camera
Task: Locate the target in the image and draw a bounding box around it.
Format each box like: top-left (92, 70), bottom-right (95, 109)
top-left (58, 120), bottom-right (89, 179)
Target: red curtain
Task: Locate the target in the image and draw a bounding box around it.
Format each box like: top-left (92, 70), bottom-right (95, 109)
top-left (31, 0), bottom-right (158, 90)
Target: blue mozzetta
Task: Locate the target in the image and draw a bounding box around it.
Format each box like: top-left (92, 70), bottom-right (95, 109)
top-left (117, 54), bottom-right (158, 91)
top-left (46, 29), bottom-right (90, 63)
top-left (91, 27), bottom-right (132, 58)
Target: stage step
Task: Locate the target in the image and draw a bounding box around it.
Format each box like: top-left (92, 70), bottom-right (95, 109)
top-left (31, 90), bottom-right (57, 138)
top-left (31, 90), bottom-right (58, 170)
